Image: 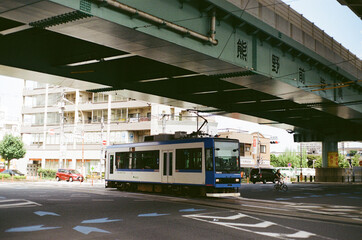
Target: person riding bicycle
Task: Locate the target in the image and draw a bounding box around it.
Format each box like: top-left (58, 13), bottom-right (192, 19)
top-left (274, 169), bottom-right (283, 185)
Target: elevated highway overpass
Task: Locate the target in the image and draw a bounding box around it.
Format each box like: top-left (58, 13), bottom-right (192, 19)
top-left (0, 0), bottom-right (361, 167)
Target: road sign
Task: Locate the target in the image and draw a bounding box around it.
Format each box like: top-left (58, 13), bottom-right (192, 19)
top-left (287, 163), bottom-right (292, 167)
top-left (48, 129), bottom-right (55, 135)
top-left (328, 152), bottom-right (339, 168)
top-left (102, 140), bottom-right (107, 146)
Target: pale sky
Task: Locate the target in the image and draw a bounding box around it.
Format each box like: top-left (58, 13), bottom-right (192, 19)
top-left (0, 0), bottom-right (360, 151)
top-left (0, 76), bottom-right (23, 122)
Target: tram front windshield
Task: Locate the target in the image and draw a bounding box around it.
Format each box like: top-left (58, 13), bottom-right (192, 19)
top-left (215, 141), bottom-right (239, 173)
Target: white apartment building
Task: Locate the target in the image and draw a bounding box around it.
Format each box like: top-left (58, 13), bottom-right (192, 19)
top-left (20, 81), bottom-right (218, 176)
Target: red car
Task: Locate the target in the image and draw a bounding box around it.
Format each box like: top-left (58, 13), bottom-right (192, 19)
top-left (56, 169), bottom-right (84, 182)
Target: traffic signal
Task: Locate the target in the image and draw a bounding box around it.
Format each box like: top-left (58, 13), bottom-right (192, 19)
top-left (270, 141), bottom-right (279, 144)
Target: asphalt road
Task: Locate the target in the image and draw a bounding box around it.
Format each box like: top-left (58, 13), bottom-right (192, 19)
top-left (239, 182), bottom-right (362, 206)
top-left (0, 181), bottom-right (361, 240)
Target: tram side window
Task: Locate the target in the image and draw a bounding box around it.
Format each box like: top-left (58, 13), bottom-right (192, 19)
top-left (115, 152), bottom-right (131, 169)
top-left (132, 151), bottom-right (159, 170)
top-left (176, 148), bottom-right (202, 171)
top-left (205, 148), bottom-right (213, 171)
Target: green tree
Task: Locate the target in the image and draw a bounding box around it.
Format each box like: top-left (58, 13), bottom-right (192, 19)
top-left (313, 156), bottom-right (322, 168)
top-left (352, 154), bottom-right (361, 167)
top-left (0, 134), bottom-right (26, 169)
top-left (271, 149), bottom-right (308, 168)
top-left (307, 155), bottom-right (321, 168)
top-left (270, 154), bottom-right (280, 167)
top-left (338, 154), bottom-right (350, 168)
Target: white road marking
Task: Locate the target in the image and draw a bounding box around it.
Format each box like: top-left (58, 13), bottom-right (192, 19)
top-left (217, 221), bottom-right (276, 228)
top-left (184, 212), bottom-right (324, 239)
top-left (255, 230), bottom-right (316, 239)
top-left (47, 199), bottom-right (71, 201)
top-left (184, 212), bottom-right (247, 220)
top-left (0, 199), bottom-right (41, 208)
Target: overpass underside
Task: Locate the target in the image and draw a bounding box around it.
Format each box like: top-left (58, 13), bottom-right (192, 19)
top-left (0, 0), bottom-right (361, 143)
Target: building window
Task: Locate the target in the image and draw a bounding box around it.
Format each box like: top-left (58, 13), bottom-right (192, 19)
top-left (33, 95), bottom-right (46, 107)
top-left (240, 143), bottom-right (245, 156)
top-left (111, 109), bottom-right (127, 122)
top-left (47, 112), bottom-right (59, 125)
top-left (34, 113), bottom-right (44, 125)
top-left (48, 93), bottom-right (61, 106)
top-left (260, 145), bottom-right (266, 153)
top-left (176, 148), bottom-right (202, 171)
top-left (128, 113), bottom-right (139, 122)
top-left (93, 93), bottom-right (109, 103)
top-left (92, 110), bottom-right (107, 123)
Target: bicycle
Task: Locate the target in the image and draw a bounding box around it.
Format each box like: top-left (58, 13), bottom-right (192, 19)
top-left (273, 180), bottom-right (288, 192)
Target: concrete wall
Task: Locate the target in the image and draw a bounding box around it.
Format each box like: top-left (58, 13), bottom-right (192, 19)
top-left (316, 167), bottom-right (361, 182)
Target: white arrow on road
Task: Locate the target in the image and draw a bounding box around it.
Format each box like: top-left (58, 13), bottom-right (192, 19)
top-left (5, 225), bottom-right (61, 232)
top-left (82, 217), bottom-right (122, 223)
top-left (73, 226), bottom-right (110, 235)
top-left (34, 211), bottom-right (60, 216)
top-left (179, 208), bottom-right (205, 212)
top-left (138, 213), bottom-right (170, 217)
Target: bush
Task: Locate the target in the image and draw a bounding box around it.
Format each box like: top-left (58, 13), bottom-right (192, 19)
top-left (13, 175), bottom-right (26, 180)
top-left (0, 173), bottom-right (11, 179)
top-left (37, 168), bottom-right (56, 179)
top-left (0, 174), bottom-right (25, 180)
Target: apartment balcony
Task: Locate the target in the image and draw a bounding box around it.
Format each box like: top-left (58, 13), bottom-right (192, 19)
top-left (22, 100), bottom-right (151, 114)
top-left (21, 117), bottom-right (151, 134)
top-left (22, 86), bottom-right (74, 96)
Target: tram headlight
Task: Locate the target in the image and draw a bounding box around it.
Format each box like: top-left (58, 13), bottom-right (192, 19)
top-left (235, 178), bottom-right (240, 182)
top-left (215, 178), bottom-right (220, 183)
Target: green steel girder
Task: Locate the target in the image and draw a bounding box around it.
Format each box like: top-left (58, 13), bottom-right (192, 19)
top-left (0, 0), bottom-right (360, 141)
top-left (47, 0), bottom-right (361, 113)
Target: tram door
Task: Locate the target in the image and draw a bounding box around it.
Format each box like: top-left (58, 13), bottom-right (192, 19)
top-left (161, 150), bottom-right (174, 183)
top-left (105, 153), bottom-right (114, 179)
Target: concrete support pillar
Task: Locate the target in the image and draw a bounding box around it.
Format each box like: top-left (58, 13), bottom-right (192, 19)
top-left (322, 140), bottom-right (338, 167)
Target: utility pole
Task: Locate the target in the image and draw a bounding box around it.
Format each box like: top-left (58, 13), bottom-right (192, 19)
top-left (59, 89), bottom-right (65, 169)
top-left (300, 143), bottom-right (303, 180)
top-left (100, 116), bottom-right (104, 174)
top-left (257, 132), bottom-right (260, 166)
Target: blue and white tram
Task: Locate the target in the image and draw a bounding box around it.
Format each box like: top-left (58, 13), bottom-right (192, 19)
top-left (105, 136), bottom-right (241, 196)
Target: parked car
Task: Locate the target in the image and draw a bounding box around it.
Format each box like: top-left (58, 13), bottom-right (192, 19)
top-left (1, 169), bottom-right (25, 176)
top-left (56, 169), bottom-right (84, 182)
top-left (250, 168), bottom-right (275, 184)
